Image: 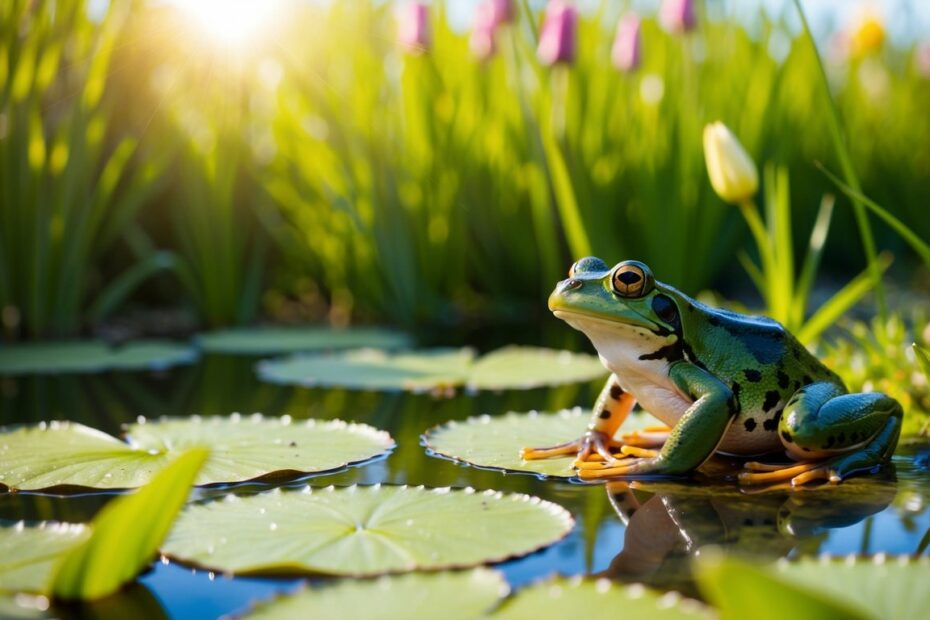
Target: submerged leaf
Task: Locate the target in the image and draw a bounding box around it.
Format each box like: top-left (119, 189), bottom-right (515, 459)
top-left (0, 522), bottom-right (89, 594)
top-left (50, 448), bottom-right (207, 600)
top-left (0, 340), bottom-right (197, 375)
top-left (0, 416), bottom-right (393, 491)
top-left (245, 569), bottom-right (507, 620)
top-left (195, 326), bottom-right (412, 355)
top-left (424, 410), bottom-right (654, 479)
top-left (257, 346), bottom-right (606, 392)
top-left (493, 577), bottom-right (712, 619)
top-left (163, 485), bottom-right (574, 576)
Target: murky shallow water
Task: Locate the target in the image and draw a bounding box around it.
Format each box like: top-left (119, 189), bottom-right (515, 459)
top-left (2, 354), bottom-right (929, 619)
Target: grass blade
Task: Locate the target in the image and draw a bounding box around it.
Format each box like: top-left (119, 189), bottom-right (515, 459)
top-left (49, 448), bottom-right (207, 601)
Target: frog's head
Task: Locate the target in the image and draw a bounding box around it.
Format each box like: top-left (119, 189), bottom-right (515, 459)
top-left (549, 258), bottom-right (682, 362)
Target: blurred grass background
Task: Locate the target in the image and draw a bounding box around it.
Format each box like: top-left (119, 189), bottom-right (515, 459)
top-left (1, 0), bottom-right (929, 338)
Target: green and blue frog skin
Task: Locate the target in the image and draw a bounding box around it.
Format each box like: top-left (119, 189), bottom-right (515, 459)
top-left (523, 257), bottom-right (903, 486)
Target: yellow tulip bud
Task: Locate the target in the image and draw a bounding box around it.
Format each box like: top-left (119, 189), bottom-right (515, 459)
top-left (703, 121), bottom-right (758, 204)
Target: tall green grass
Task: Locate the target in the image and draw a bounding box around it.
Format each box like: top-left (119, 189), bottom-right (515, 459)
top-left (0, 0), bottom-right (166, 339)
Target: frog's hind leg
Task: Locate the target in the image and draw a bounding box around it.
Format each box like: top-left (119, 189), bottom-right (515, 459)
top-left (739, 382), bottom-right (902, 487)
top-left (521, 375), bottom-right (635, 463)
top-left (616, 426), bottom-right (670, 449)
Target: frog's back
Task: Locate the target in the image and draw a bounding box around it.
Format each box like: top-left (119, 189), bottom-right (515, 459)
top-left (681, 302), bottom-right (843, 456)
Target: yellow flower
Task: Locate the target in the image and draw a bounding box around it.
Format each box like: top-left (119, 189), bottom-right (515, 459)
top-left (703, 122), bottom-right (758, 204)
top-left (850, 14), bottom-right (885, 58)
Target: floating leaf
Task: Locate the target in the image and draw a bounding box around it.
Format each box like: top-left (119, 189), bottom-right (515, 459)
top-left (465, 347), bottom-right (608, 391)
top-left (493, 576), bottom-right (712, 619)
top-left (50, 448), bottom-right (207, 600)
top-left (244, 569), bottom-right (507, 620)
top-left (0, 522), bottom-right (89, 594)
top-left (696, 552), bottom-right (930, 620)
top-left (257, 346), bottom-right (606, 392)
top-left (258, 349), bottom-right (473, 391)
top-left (0, 340), bottom-right (197, 375)
top-left (163, 485), bottom-right (574, 576)
top-left (195, 326), bottom-right (412, 356)
top-left (424, 409), bottom-right (653, 479)
top-left (0, 416), bottom-right (394, 491)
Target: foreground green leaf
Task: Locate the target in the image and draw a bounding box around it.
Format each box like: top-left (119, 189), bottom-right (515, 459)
top-left (424, 410), bottom-right (653, 479)
top-left (195, 326), bottom-right (412, 355)
top-left (0, 416), bottom-right (393, 491)
top-left (257, 346), bottom-right (606, 392)
top-left (0, 341), bottom-right (197, 375)
top-left (696, 552), bottom-right (930, 620)
top-left (50, 448), bottom-right (207, 600)
top-left (163, 485), bottom-right (574, 576)
top-left (245, 569), bottom-right (508, 620)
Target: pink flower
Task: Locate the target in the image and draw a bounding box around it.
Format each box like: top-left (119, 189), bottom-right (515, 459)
top-left (471, 1), bottom-right (498, 60)
top-left (537, 1), bottom-right (577, 66)
top-left (612, 13), bottom-right (641, 72)
top-left (488, 0), bottom-right (514, 27)
top-left (660, 0), bottom-right (696, 34)
top-left (398, 2), bottom-right (430, 54)
top-left (916, 42), bottom-right (930, 78)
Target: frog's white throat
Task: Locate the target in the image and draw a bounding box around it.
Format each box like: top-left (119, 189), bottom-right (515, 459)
top-left (553, 310), bottom-right (672, 375)
top-left (554, 310), bottom-right (691, 427)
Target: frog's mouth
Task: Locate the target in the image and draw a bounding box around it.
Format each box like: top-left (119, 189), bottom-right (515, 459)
top-left (552, 309), bottom-right (662, 335)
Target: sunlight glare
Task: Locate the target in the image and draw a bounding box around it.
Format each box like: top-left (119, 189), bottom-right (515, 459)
top-left (170, 0), bottom-right (284, 45)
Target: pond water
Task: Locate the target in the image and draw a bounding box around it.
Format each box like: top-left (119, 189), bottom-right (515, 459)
top-left (2, 350), bottom-right (929, 619)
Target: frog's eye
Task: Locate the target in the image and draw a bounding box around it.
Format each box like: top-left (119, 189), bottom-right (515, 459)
top-left (611, 261), bottom-right (653, 298)
top-left (569, 257), bottom-right (609, 277)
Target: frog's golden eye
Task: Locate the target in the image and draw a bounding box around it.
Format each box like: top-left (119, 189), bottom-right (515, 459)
top-left (611, 261), bottom-right (653, 298)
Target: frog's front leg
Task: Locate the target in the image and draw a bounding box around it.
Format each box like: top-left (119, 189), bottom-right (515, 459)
top-left (578, 362), bottom-right (737, 480)
top-left (521, 374), bottom-right (636, 463)
top-left (739, 382), bottom-right (902, 487)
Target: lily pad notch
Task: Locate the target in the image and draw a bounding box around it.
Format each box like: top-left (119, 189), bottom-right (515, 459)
top-left (0, 415), bottom-right (394, 491)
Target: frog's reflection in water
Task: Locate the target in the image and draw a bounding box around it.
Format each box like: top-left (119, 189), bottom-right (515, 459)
top-left (599, 471), bottom-right (897, 596)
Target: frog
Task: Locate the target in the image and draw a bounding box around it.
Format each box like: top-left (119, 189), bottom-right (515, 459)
top-left (522, 257), bottom-right (902, 486)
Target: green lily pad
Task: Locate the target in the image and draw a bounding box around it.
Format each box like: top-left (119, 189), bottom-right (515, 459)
top-left (0, 522), bottom-right (89, 594)
top-left (423, 409), bottom-right (654, 479)
top-left (695, 552), bottom-right (930, 620)
top-left (163, 485), bottom-right (574, 576)
top-left (0, 340), bottom-right (197, 375)
top-left (245, 569), bottom-right (508, 620)
top-left (0, 416), bottom-right (394, 491)
top-left (494, 576), bottom-right (712, 619)
top-left (195, 326), bottom-right (412, 356)
top-left (243, 572), bottom-right (709, 620)
top-left (256, 346), bottom-right (607, 393)
top-left (772, 556), bottom-right (930, 620)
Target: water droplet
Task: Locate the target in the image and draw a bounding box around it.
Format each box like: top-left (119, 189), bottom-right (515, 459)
top-left (269, 522), bottom-right (278, 531)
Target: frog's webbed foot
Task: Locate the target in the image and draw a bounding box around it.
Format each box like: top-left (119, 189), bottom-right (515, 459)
top-left (617, 425), bottom-right (671, 448)
top-left (738, 460), bottom-right (840, 487)
top-left (521, 429), bottom-right (619, 463)
top-left (576, 455), bottom-right (666, 480)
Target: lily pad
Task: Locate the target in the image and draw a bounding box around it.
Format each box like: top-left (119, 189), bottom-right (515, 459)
top-left (772, 556), bottom-right (930, 620)
top-left (195, 326), bottom-right (412, 356)
top-left (424, 409), bottom-right (654, 479)
top-left (256, 346), bottom-right (607, 392)
top-left (0, 522), bottom-right (89, 594)
top-left (0, 416), bottom-right (394, 491)
top-left (163, 484), bottom-right (574, 576)
top-left (0, 340), bottom-right (197, 375)
top-left (245, 569), bottom-right (508, 620)
top-left (695, 552), bottom-right (930, 620)
top-left (243, 571), bottom-right (709, 620)
top-left (494, 576), bottom-right (712, 619)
